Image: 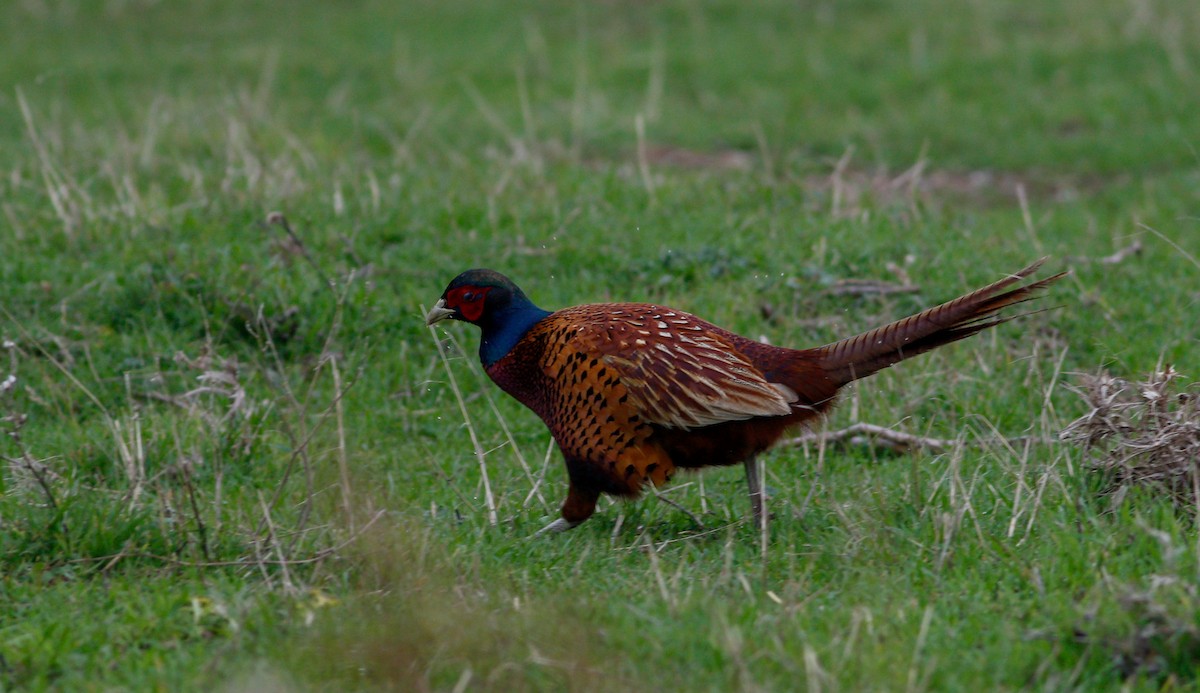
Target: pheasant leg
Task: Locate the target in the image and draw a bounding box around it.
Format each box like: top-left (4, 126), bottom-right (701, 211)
top-left (533, 480), bottom-right (598, 537)
top-left (744, 455), bottom-right (767, 531)
top-left (533, 517), bottom-right (582, 536)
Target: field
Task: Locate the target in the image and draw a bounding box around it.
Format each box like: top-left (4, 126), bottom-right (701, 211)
top-left (3, 0), bottom-right (1200, 690)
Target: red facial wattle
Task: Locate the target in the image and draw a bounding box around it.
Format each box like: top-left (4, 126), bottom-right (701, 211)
top-left (445, 285), bottom-right (491, 322)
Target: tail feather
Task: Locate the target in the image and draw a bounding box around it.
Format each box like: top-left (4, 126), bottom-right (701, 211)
top-left (813, 259), bottom-right (1066, 386)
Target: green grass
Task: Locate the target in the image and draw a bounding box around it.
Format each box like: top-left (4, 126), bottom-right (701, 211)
top-left (2, 0), bottom-right (1200, 689)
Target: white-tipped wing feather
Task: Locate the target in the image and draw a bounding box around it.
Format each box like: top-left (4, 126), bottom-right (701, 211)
top-left (561, 305), bottom-right (795, 430)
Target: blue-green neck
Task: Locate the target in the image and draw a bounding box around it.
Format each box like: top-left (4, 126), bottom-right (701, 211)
top-left (478, 299), bottom-right (551, 367)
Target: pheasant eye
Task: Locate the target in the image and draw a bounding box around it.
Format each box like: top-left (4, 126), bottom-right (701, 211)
top-left (463, 292), bottom-right (477, 301)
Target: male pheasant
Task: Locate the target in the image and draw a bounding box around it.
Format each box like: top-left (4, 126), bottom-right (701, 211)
top-left (426, 260), bottom-right (1063, 534)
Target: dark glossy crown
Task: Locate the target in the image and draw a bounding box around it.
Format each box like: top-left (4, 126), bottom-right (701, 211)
top-left (445, 268), bottom-right (521, 293)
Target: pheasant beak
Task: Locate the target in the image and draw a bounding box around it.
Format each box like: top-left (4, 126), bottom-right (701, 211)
top-left (425, 299), bottom-right (456, 326)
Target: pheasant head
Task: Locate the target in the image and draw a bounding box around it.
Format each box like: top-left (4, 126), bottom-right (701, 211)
top-left (425, 269), bottom-right (551, 366)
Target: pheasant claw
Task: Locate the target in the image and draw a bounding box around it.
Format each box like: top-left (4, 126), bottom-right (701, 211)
top-left (532, 517), bottom-right (581, 537)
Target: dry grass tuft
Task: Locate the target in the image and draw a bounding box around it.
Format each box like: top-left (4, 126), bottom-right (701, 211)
top-left (1061, 367), bottom-right (1200, 507)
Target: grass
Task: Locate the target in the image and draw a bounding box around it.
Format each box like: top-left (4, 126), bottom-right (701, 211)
top-left (2, 0), bottom-right (1200, 689)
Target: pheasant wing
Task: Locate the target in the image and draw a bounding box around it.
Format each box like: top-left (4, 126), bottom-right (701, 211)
top-left (562, 305), bottom-right (795, 430)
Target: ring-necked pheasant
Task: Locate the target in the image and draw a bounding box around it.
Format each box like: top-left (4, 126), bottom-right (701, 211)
top-left (426, 260), bottom-right (1063, 534)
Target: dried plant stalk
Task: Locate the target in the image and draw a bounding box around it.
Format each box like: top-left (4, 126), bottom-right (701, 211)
top-left (1061, 367), bottom-right (1200, 507)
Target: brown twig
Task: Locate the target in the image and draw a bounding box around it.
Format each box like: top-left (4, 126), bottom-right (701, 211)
top-left (265, 212), bottom-right (335, 290)
top-left (1, 375), bottom-right (61, 511)
top-left (651, 486), bottom-right (705, 529)
top-left (1069, 240), bottom-right (1144, 266)
top-left (1099, 240), bottom-right (1143, 265)
top-left (782, 423), bottom-right (1057, 453)
top-left (181, 458), bottom-right (212, 562)
top-left (784, 423), bottom-right (955, 453)
top-left (0, 437), bottom-right (60, 511)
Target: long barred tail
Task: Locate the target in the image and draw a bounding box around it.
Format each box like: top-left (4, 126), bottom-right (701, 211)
top-left (813, 259), bottom-right (1067, 387)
